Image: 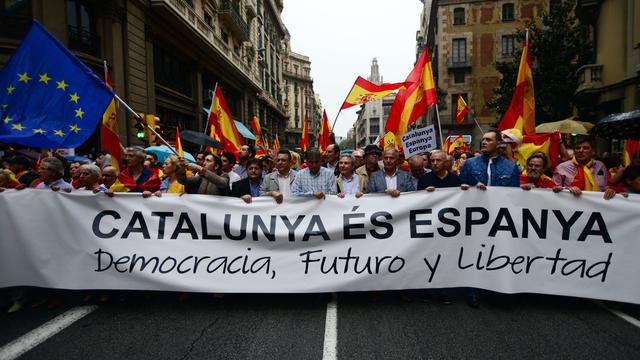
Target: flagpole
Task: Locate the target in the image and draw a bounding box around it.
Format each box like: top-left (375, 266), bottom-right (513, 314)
top-left (111, 93), bottom-right (178, 157)
top-left (435, 104), bottom-right (444, 148)
top-left (331, 77), bottom-right (359, 131)
top-left (200, 82), bottom-right (219, 151)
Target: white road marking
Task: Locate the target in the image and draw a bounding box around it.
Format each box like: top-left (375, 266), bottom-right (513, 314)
top-left (322, 293), bottom-right (338, 360)
top-left (597, 301), bottom-right (640, 329)
top-left (0, 305), bottom-right (98, 360)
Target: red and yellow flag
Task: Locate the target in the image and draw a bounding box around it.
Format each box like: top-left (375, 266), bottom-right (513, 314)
top-left (516, 132), bottom-right (561, 170)
top-left (208, 86), bottom-right (243, 152)
top-left (447, 135), bottom-right (465, 154)
top-left (318, 110), bottom-right (331, 152)
top-left (101, 66), bottom-right (122, 169)
top-left (622, 139), bottom-right (640, 166)
top-left (272, 134), bottom-right (280, 150)
top-left (341, 76), bottom-right (406, 110)
top-left (299, 115), bottom-right (309, 152)
top-left (175, 126), bottom-right (184, 157)
top-left (385, 48), bottom-right (438, 143)
top-left (455, 94), bottom-right (469, 125)
top-left (498, 30), bottom-right (536, 135)
top-left (250, 116), bottom-right (265, 148)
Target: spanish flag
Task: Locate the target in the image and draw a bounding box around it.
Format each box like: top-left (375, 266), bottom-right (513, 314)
top-left (341, 76), bottom-right (406, 110)
top-left (516, 132), bottom-right (561, 170)
top-left (498, 30), bottom-right (536, 135)
top-left (175, 126), bottom-right (184, 157)
top-left (447, 134), bottom-right (465, 154)
top-left (272, 134), bottom-right (280, 150)
top-left (622, 139), bottom-right (639, 166)
top-left (455, 94), bottom-right (469, 125)
top-left (299, 115), bottom-right (309, 152)
top-left (250, 116), bottom-right (265, 148)
top-left (382, 131), bottom-right (398, 150)
top-left (385, 48), bottom-right (438, 142)
top-left (101, 65), bottom-right (122, 169)
top-left (318, 110), bottom-right (331, 152)
top-left (208, 86), bottom-right (243, 152)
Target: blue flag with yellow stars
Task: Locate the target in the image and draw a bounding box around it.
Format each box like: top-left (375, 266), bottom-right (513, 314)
top-left (0, 21), bottom-right (113, 148)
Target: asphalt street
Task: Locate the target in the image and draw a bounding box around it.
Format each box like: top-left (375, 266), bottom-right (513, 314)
top-left (1, 290), bottom-right (639, 359)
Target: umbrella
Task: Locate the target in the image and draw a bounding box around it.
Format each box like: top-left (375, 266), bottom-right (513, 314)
top-left (592, 110), bottom-right (640, 139)
top-left (180, 130), bottom-right (222, 149)
top-left (233, 120), bottom-right (256, 140)
top-left (145, 145), bottom-right (196, 163)
top-left (200, 107), bottom-right (256, 140)
top-left (64, 155), bottom-right (92, 163)
top-left (535, 116), bottom-right (594, 135)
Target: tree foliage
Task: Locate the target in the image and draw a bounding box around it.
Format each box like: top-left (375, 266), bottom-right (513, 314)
top-left (487, 0), bottom-right (592, 124)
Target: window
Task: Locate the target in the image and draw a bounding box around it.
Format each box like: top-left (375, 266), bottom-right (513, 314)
top-left (66, 0), bottom-right (100, 56)
top-left (154, 45), bottom-right (192, 96)
top-left (452, 38), bottom-right (467, 64)
top-left (370, 118), bottom-right (380, 135)
top-left (383, 104), bottom-right (391, 116)
top-left (501, 35), bottom-right (515, 56)
top-left (502, 3), bottom-right (515, 22)
top-left (1, 0), bottom-right (32, 39)
top-left (453, 7), bottom-right (465, 25)
top-left (204, 13), bottom-right (214, 29)
top-left (221, 29), bottom-right (229, 45)
top-left (453, 70), bottom-right (465, 84)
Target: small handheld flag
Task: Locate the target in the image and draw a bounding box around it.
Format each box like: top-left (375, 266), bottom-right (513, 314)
top-left (455, 94), bottom-right (469, 125)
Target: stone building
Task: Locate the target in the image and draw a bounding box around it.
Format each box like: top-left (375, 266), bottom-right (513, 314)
top-left (0, 0), bottom-right (291, 152)
top-left (353, 58), bottom-right (395, 148)
top-left (417, 0), bottom-right (548, 146)
top-left (574, 0), bottom-right (639, 120)
top-left (282, 43), bottom-right (320, 149)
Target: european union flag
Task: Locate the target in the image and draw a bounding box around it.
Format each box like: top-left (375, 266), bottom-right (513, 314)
top-left (0, 21), bottom-right (113, 148)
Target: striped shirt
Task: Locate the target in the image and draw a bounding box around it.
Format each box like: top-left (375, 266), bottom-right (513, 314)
top-left (291, 167), bottom-right (337, 196)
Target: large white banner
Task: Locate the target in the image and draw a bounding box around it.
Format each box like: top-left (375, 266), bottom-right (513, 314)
top-left (1, 188), bottom-right (639, 304)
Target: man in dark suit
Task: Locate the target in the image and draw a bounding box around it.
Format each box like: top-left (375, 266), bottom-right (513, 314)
top-left (230, 158), bottom-right (263, 203)
top-left (366, 148), bottom-right (416, 197)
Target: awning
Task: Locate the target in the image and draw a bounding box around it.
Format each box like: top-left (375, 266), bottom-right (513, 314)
top-left (201, 107), bottom-right (256, 140)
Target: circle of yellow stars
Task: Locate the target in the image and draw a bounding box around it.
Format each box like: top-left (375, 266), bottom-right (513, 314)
top-left (2, 71), bottom-right (86, 138)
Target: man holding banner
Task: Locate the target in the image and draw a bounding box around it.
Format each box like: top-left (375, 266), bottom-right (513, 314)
top-left (366, 148), bottom-right (415, 197)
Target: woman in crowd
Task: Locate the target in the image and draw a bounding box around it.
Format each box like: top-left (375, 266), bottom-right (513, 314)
top-left (144, 155), bottom-right (184, 197)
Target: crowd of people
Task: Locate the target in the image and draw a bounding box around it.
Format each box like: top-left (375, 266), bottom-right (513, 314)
top-left (1, 129), bottom-right (640, 312)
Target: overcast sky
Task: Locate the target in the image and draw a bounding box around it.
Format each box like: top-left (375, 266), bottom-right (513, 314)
top-left (281, 0), bottom-right (424, 137)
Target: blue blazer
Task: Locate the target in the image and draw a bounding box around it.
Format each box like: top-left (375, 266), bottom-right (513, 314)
top-left (366, 170), bottom-right (416, 193)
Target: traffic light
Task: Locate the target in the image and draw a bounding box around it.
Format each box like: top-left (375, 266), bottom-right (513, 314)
top-left (145, 114), bottom-right (160, 145)
top-left (134, 112), bottom-right (146, 140)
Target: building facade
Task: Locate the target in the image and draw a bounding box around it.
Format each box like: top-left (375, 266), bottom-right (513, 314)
top-left (353, 58), bottom-right (394, 148)
top-left (0, 0), bottom-right (294, 152)
top-left (417, 0), bottom-right (548, 147)
top-left (574, 0), bottom-right (639, 120)
top-left (282, 43), bottom-right (320, 149)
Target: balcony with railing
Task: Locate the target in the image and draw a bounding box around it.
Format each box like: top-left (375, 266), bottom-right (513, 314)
top-left (150, 0), bottom-right (260, 88)
top-left (219, 0), bottom-right (250, 41)
top-left (575, 64), bottom-right (603, 98)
